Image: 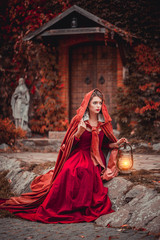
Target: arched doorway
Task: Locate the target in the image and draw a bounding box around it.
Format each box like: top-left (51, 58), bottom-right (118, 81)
top-left (69, 42), bottom-right (117, 122)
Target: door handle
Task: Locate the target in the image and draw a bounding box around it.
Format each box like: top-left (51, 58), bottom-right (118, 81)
top-left (99, 76), bottom-right (105, 84)
top-left (85, 77), bottom-right (91, 85)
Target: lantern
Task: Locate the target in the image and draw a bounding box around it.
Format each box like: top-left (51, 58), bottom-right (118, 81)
top-left (71, 17), bottom-right (78, 28)
top-left (117, 143), bottom-right (133, 174)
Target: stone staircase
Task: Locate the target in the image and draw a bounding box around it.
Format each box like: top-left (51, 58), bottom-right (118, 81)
top-left (16, 131), bottom-right (66, 152)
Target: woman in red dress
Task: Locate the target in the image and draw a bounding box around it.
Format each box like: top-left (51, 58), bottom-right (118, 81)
top-left (0, 89), bottom-right (127, 223)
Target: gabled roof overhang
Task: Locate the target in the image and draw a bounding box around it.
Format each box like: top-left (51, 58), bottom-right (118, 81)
top-left (23, 5), bottom-right (137, 42)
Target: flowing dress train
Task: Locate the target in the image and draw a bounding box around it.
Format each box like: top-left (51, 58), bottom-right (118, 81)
top-left (0, 130), bottom-right (114, 223)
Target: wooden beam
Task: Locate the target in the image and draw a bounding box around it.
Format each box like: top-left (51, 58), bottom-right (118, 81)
top-left (23, 5), bottom-right (137, 42)
top-left (40, 27), bottom-right (106, 36)
top-left (23, 5), bottom-right (106, 41)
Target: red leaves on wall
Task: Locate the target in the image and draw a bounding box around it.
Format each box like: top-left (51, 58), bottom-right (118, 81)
top-left (139, 83), bottom-right (152, 91)
top-left (135, 44), bottom-right (160, 74)
top-left (25, 79), bottom-right (31, 86)
top-left (133, 44), bottom-right (160, 117)
top-left (31, 85), bottom-right (36, 94)
top-left (135, 101), bottom-right (160, 115)
top-left (59, 83), bottom-right (64, 88)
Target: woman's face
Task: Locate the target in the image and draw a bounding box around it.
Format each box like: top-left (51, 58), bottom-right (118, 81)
top-left (88, 96), bottom-right (102, 115)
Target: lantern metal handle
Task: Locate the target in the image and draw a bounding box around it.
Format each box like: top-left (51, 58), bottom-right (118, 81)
top-left (119, 142), bottom-right (133, 159)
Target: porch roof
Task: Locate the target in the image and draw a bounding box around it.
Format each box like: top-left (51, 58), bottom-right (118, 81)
top-left (23, 5), bottom-right (137, 42)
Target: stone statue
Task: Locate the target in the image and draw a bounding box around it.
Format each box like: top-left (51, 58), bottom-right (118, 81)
top-left (11, 78), bottom-right (30, 132)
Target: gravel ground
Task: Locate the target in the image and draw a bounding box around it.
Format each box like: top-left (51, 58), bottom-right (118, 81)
top-left (0, 218), bottom-right (158, 240)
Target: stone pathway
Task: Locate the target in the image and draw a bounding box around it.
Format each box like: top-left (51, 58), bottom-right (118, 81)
top-left (0, 152), bottom-right (160, 170)
top-left (133, 154), bottom-right (160, 171)
top-left (0, 219), bottom-right (158, 240)
top-left (0, 152), bottom-right (58, 164)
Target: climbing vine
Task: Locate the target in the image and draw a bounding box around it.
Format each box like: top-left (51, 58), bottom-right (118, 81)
top-left (0, 0), bottom-right (159, 138)
top-left (0, 0), bottom-right (69, 133)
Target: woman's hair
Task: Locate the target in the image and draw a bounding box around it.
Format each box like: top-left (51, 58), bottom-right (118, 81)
top-left (89, 89), bottom-right (103, 103)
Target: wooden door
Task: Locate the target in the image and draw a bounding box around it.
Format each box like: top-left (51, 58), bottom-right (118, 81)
top-left (69, 43), bottom-right (117, 121)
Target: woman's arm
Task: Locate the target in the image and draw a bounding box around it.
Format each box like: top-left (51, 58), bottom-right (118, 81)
top-left (109, 138), bottom-right (128, 149)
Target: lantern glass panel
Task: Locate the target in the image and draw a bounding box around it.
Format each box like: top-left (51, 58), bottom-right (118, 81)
top-left (117, 143), bottom-right (133, 173)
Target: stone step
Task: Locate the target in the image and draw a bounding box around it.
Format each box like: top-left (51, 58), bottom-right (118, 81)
top-left (48, 131), bottom-right (66, 139)
top-left (15, 131), bottom-right (67, 152)
top-left (16, 138), bottom-right (62, 152)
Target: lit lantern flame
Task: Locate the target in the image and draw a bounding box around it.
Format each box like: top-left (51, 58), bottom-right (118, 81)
top-left (117, 143), bottom-right (133, 174)
top-left (118, 156), bottom-right (133, 170)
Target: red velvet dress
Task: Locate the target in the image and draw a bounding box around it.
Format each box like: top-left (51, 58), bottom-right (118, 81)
top-left (1, 130), bottom-right (114, 223)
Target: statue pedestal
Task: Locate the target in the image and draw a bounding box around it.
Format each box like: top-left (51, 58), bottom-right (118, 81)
top-left (26, 128), bottom-right (32, 138)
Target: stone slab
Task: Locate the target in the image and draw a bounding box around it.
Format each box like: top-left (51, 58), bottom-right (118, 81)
top-left (97, 179), bottom-right (160, 234)
top-left (48, 131), bottom-right (66, 139)
top-left (104, 177), bottom-right (132, 210)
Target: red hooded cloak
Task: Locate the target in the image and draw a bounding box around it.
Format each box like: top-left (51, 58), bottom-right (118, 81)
top-left (0, 89), bottom-right (118, 212)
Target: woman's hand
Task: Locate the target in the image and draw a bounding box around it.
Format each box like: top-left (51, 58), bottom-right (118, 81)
top-left (74, 119), bottom-right (86, 139)
top-left (78, 119), bottom-right (86, 131)
top-left (109, 137), bottom-right (128, 149)
top-left (116, 138), bottom-right (129, 147)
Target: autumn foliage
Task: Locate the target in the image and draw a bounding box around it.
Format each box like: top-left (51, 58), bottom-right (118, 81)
top-left (114, 43), bottom-right (160, 141)
top-left (135, 44), bottom-right (160, 74)
top-left (0, 0), bottom-right (159, 139)
top-left (0, 0), bottom-right (69, 134)
top-left (0, 118), bottom-right (26, 145)
top-left (30, 71), bottom-right (69, 133)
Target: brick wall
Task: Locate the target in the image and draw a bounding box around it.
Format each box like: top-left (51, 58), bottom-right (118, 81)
top-left (117, 47), bottom-right (123, 88)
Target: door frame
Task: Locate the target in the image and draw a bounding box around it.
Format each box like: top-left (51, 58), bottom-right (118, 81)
top-left (68, 41), bottom-right (117, 121)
